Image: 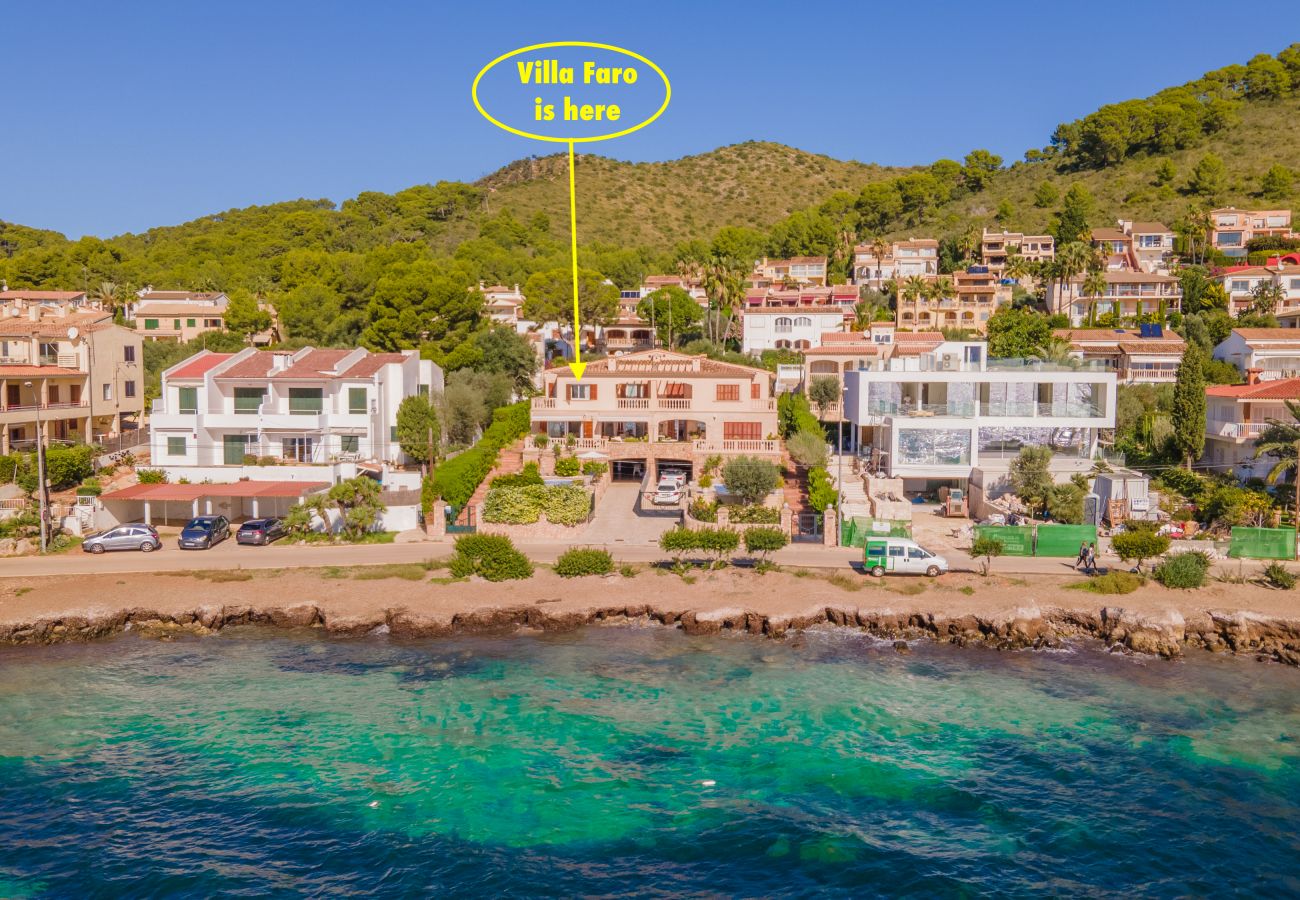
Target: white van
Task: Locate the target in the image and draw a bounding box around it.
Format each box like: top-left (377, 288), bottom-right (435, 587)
top-left (863, 537), bottom-right (949, 577)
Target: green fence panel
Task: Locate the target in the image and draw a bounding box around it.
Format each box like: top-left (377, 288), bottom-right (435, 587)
top-left (974, 525), bottom-right (1034, 556)
top-left (1035, 524), bottom-right (1098, 558)
top-left (1229, 527), bottom-right (1295, 560)
top-left (841, 517), bottom-right (911, 548)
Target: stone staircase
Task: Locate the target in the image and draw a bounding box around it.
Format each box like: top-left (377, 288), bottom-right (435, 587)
top-left (466, 444), bottom-right (524, 510)
top-left (828, 454), bottom-right (870, 517)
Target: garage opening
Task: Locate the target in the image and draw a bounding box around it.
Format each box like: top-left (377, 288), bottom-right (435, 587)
top-left (612, 460), bottom-right (647, 482)
top-left (655, 459), bottom-right (693, 481)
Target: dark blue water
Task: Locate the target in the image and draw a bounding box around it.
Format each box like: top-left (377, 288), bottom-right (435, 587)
top-left (0, 627), bottom-right (1297, 897)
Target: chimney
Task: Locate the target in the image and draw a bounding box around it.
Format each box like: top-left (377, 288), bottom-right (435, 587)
top-left (1246, 367), bottom-right (1263, 385)
top-left (27, 304), bottom-right (40, 322)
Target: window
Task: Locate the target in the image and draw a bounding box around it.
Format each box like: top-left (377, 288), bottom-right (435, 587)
top-left (282, 437), bottom-right (314, 462)
top-left (896, 428), bottom-right (972, 466)
top-left (794, 316), bottom-right (812, 327)
top-left (417, 384), bottom-right (430, 397)
top-left (888, 545), bottom-right (905, 558)
top-left (123, 345), bottom-right (136, 363)
top-left (204, 318), bottom-right (222, 328)
top-left (567, 384), bottom-right (595, 400)
top-left (348, 387), bottom-right (367, 414)
top-left (908, 546), bottom-right (928, 559)
top-left (234, 387), bottom-right (265, 414)
top-left (340, 435), bottom-right (359, 454)
top-left (178, 386), bottom-right (198, 415)
top-left (774, 317), bottom-right (793, 333)
top-left (389, 425), bottom-right (397, 442)
top-left (124, 380), bottom-right (136, 398)
top-left (102, 383), bottom-right (112, 401)
top-left (144, 319), bottom-right (159, 330)
top-left (723, 421), bottom-right (761, 440)
top-left (167, 436), bottom-right (187, 457)
top-left (288, 387), bottom-right (324, 415)
top-left (1232, 280), bottom-right (1250, 292)
top-left (716, 384), bottom-right (740, 402)
top-left (173, 319), bottom-right (181, 331)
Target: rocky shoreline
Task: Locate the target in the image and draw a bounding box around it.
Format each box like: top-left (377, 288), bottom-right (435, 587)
top-left (4, 596), bottom-right (1300, 666)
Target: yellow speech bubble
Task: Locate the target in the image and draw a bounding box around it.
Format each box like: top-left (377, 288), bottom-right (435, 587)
top-left (471, 40), bottom-right (671, 143)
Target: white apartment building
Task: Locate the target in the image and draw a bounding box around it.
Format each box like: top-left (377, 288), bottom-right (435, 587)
top-left (1212, 328), bottom-right (1300, 380)
top-left (1203, 375), bottom-right (1300, 479)
top-left (478, 283), bottom-right (527, 326)
top-left (1048, 271), bottom-right (1182, 325)
top-left (979, 231), bottom-right (1055, 275)
top-left (843, 342), bottom-right (1117, 491)
top-left (742, 306), bottom-right (849, 353)
top-left (150, 347), bottom-right (443, 469)
top-left (1216, 265), bottom-right (1300, 318)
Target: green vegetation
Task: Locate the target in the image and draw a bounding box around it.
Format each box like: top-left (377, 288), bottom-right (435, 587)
top-left (1067, 571), bottom-right (1145, 595)
top-left (427, 401), bottom-right (529, 509)
top-left (807, 466), bottom-right (836, 512)
top-left (136, 469), bottom-right (168, 484)
top-left (970, 535), bottom-right (1004, 576)
top-left (1262, 561), bottom-right (1297, 589)
top-left (395, 394), bottom-right (440, 468)
top-left (742, 526), bottom-right (788, 562)
top-left (1151, 551), bottom-right (1210, 589)
top-left (283, 477), bottom-right (388, 541)
top-left (658, 525), bottom-right (741, 566)
top-left (1111, 526), bottom-right (1171, 571)
top-left (482, 484), bottom-right (590, 526)
top-left (553, 456), bottom-right (581, 477)
top-left (721, 456), bottom-right (781, 505)
top-left (449, 534), bottom-right (533, 581)
top-left (554, 547), bottom-right (615, 578)
top-left (786, 429), bottom-right (829, 468)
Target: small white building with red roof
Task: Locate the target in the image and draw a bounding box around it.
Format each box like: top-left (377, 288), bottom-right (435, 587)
top-left (1204, 373), bottom-right (1300, 479)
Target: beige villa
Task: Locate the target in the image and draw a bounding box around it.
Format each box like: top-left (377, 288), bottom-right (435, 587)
top-left (530, 349), bottom-right (781, 475)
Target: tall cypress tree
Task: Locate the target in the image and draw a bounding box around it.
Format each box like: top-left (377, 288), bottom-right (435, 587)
top-left (1172, 342), bottom-right (1207, 469)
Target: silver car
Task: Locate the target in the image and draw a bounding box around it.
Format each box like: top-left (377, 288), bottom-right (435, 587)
top-left (83, 523), bottom-right (162, 554)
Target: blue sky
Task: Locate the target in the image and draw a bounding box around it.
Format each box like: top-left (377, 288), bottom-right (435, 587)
top-left (4, 0), bottom-right (1297, 238)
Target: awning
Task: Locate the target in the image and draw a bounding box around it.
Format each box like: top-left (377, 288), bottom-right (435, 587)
top-left (101, 481), bottom-right (329, 502)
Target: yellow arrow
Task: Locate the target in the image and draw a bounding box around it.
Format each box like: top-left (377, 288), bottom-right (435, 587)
top-left (566, 140), bottom-right (586, 380)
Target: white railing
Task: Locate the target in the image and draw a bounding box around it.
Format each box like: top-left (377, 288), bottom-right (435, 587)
top-left (1208, 421), bottom-right (1253, 439)
top-left (617, 398), bottom-right (649, 409)
top-left (693, 439), bottom-right (780, 453)
top-left (532, 397), bottom-right (557, 410)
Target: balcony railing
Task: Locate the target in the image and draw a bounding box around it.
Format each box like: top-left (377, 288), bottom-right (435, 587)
top-left (532, 396), bottom-right (769, 412)
top-left (616, 398), bottom-right (650, 409)
top-left (0, 400), bottom-right (90, 413)
top-left (1208, 421), bottom-right (1255, 439)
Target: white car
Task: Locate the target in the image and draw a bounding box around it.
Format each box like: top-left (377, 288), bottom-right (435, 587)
top-left (659, 471), bottom-right (687, 487)
top-left (652, 478), bottom-right (684, 505)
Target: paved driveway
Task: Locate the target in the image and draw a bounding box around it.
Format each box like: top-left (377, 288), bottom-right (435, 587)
top-left (579, 482), bottom-right (681, 546)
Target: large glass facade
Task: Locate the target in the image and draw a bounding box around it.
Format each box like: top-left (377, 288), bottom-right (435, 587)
top-left (977, 427), bottom-right (1091, 460)
top-left (896, 428), bottom-right (972, 466)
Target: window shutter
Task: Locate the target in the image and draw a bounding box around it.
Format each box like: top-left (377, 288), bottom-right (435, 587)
top-left (590, 384), bottom-right (598, 400)
top-left (751, 383), bottom-right (759, 399)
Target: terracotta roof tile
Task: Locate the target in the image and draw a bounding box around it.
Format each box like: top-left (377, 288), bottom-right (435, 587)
top-left (0, 365), bottom-right (82, 376)
top-left (170, 353), bottom-right (235, 379)
top-left (1206, 378), bottom-right (1300, 400)
top-left (217, 353), bottom-right (279, 379)
top-left (0, 311), bottom-right (112, 337)
top-left (272, 349), bottom-right (354, 379)
top-left (339, 353), bottom-right (408, 378)
top-left (0, 291), bottom-right (86, 301)
top-left (1232, 328), bottom-right (1300, 343)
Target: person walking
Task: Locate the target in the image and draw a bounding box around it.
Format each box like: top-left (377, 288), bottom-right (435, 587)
top-left (1074, 541), bottom-right (1089, 571)
top-left (1084, 542), bottom-right (1098, 575)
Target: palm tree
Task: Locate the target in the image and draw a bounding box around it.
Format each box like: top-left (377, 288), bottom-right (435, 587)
top-left (1081, 269), bottom-right (1108, 326)
top-left (1255, 402), bottom-right (1300, 543)
top-left (1054, 242), bottom-right (1094, 321)
top-left (871, 236), bottom-right (890, 284)
top-left (900, 275), bottom-right (927, 327)
top-left (91, 281), bottom-right (122, 317)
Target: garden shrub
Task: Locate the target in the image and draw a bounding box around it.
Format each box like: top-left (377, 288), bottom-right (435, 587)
top-left (698, 474), bottom-right (713, 488)
top-left (136, 468), bottom-right (168, 484)
top-left (1151, 552), bottom-right (1209, 589)
top-left (786, 429), bottom-right (829, 468)
top-left (697, 526), bottom-right (740, 563)
top-left (730, 504), bottom-right (779, 524)
top-left (778, 393), bottom-right (822, 438)
top-left (491, 462), bottom-right (544, 488)
top-left (482, 484), bottom-right (591, 526)
top-left (743, 526), bottom-right (787, 560)
top-left (553, 456), bottom-right (580, 477)
top-left (554, 547), bottom-right (614, 578)
top-left (581, 460), bottom-right (607, 478)
top-left (1111, 529), bottom-right (1170, 570)
top-left (807, 466), bottom-right (836, 512)
top-left (44, 444), bottom-right (96, 489)
top-left (449, 534), bottom-right (533, 581)
top-left (688, 498), bottom-right (718, 522)
top-left (1262, 562), bottom-right (1297, 589)
top-left (721, 456), bottom-right (781, 505)
top-left (659, 526), bottom-right (700, 561)
top-left (543, 485), bottom-right (591, 525)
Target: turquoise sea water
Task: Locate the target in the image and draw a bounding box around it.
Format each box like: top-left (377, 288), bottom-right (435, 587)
top-left (0, 626), bottom-right (1298, 897)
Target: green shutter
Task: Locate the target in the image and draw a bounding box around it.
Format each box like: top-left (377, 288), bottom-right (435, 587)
top-left (340, 435), bottom-right (359, 453)
top-left (223, 434), bottom-right (248, 465)
top-left (187, 318), bottom-right (196, 328)
top-left (234, 387), bottom-right (265, 414)
top-left (167, 436), bottom-right (186, 456)
top-left (348, 387), bottom-right (367, 414)
top-left (173, 319), bottom-right (181, 330)
top-left (144, 319), bottom-right (158, 330)
top-left (178, 387), bottom-right (197, 414)
top-left (288, 388), bottom-right (323, 415)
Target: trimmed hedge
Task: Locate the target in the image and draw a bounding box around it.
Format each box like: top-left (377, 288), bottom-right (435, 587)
top-left (449, 534), bottom-right (533, 581)
top-left (554, 547), bottom-right (614, 577)
top-left (743, 526), bottom-right (788, 559)
top-left (553, 456), bottom-right (580, 476)
top-left (482, 484), bottom-right (590, 526)
top-left (658, 525), bottom-right (740, 562)
top-left (731, 504), bottom-right (780, 524)
top-left (427, 401), bottom-right (530, 509)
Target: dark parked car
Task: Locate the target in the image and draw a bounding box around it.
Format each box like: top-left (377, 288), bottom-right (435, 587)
top-left (236, 517), bottom-right (286, 546)
top-left (178, 515), bottom-right (230, 550)
top-left (83, 523), bottom-right (161, 554)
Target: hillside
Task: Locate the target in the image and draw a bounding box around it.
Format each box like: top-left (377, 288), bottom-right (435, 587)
top-left (910, 93), bottom-right (1300, 241)
top-left (478, 142), bottom-right (913, 248)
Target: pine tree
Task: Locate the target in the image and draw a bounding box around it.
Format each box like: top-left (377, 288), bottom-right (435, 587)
top-left (1172, 342), bottom-right (1207, 469)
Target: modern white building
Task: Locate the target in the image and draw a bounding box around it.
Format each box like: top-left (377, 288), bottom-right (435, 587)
top-left (843, 341), bottom-right (1117, 492)
top-left (150, 347), bottom-right (443, 471)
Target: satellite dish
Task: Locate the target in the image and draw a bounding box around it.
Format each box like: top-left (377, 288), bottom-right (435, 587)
top-left (66, 326), bottom-right (79, 340)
